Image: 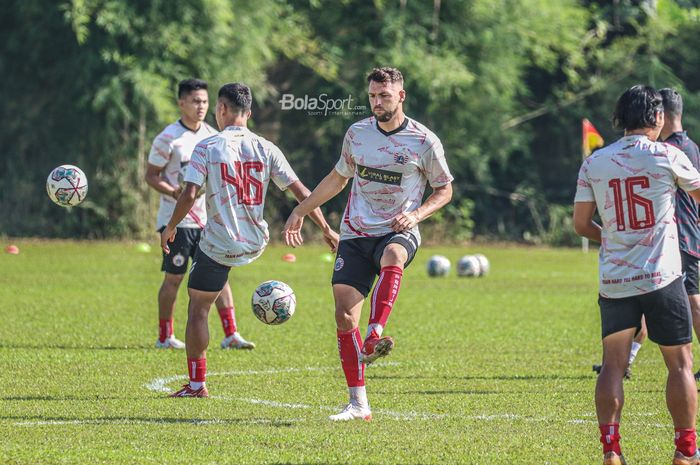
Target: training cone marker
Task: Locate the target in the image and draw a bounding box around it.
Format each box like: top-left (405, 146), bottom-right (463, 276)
top-left (5, 245), bottom-right (19, 255)
top-left (282, 253), bottom-right (297, 263)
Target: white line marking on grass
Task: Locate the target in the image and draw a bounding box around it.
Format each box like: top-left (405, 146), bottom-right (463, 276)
top-left (145, 362), bottom-right (441, 420)
top-left (145, 363), bottom-right (401, 394)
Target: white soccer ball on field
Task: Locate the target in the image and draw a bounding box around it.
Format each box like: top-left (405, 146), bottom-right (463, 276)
top-left (426, 255), bottom-right (451, 277)
top-left (457, 255), bottom-right (482, 277)
top-left (474, 253), bottom-right (490, 276)
top-left (251, 280), bottom-right (296, 325)
top-left (46, 164), bottom-right (88, 207)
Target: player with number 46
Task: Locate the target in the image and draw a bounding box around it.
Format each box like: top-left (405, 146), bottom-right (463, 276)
top-left (161, 82), bottom-right (338, 398)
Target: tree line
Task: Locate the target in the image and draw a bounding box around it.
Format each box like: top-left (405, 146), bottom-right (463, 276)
top-left (3, 0), bottom-right (700, 244)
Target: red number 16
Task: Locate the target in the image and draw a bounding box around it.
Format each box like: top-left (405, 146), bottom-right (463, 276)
top-left (608, 176), bottom-right (655, 231)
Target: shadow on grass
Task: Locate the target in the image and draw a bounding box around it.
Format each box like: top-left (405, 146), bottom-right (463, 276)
top-left (0, 343), bottom-right (150, 350)
top-left (0, 395), bottom-right (125, 401)
top-left (3, 414), bottom-right (298, 427)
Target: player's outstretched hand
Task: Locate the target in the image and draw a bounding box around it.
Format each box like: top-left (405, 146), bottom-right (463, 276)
top-left (161, 225), bottom-right (177, 254)
top-left (391, 211), bottom-right (418, 232)
top-left (284, 211), bottom-right (305, 248)
top-left (323, 227), bottom-right (339, 252)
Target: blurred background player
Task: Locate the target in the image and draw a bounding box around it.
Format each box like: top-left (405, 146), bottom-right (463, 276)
top-left (146, 78), bottom-right (254, 350)
top-left (574, 85), bottom-right (700, 465)
top-left (660, 88), bottom-right (700, 380)
top-left (283, 67), bottom-right (453, 421)
top-left (162, 82), bottom-right (337, 397)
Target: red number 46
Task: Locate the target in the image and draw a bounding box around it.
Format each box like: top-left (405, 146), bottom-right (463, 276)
top-left (220, 162), bottom-right (263, 205)
top-left (608, 176), bottom-right (655, 231)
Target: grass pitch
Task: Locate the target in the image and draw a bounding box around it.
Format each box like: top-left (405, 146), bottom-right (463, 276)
top-left (0, 241), bottom-right (692, 464)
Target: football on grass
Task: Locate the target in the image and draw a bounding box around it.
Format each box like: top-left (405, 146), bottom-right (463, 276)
top-left (46, 164), bottom-right (88, 207)
top-left (427, 255), bottom-right (451, 277)
top-left (457, 255), bottom-right (481, 277)
top-left (252, 280), bottom-right (296, 325)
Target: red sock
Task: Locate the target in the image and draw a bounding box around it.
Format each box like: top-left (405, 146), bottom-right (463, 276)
top-left (675, 428), bottom-right (697, 457)
top-left (369, 265), bottom-right (403, 332)
top-left (159, 319), bottom-right (173, 343)
top-left (187, 357), bottom-right (206, 383)
top-left (218, 307), bottom-right (237, 337)
top-left (599, 423), bottom-right (622, 455)
top-left (337, 328), bottom-right (364, 387)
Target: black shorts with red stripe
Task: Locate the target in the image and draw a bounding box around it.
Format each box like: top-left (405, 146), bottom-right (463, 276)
top-left (331, 231), bottom-right (418, 297)
top-left (158, 226), bottom-right (202, 275)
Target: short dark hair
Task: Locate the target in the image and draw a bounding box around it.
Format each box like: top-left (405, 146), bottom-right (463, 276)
top-left (218, 83), bottom-right (252, 114)
top-left (660, 87), bottom-right (683, 118)
top-left (367, 67), bottom-right (404, 85)
top-left (178, 79), bottom-right (208, 99)
top-left (612, 85), bottom-right (663, 131)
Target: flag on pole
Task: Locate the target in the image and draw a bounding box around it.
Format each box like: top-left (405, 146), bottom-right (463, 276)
top-left (582, 118), bottom-right (604, 157)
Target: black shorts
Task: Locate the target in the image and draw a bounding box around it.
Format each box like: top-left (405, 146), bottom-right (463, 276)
top-left (187, 247), bottom-right (231, 292)
top-left (159, 227), bottom-right (201, 275)
top-left (682, 251), bottom-right (700, 296)
top-left (598, 277), bottom-right (692, 346)
top-left (331, 231), bottom-right (418, 297)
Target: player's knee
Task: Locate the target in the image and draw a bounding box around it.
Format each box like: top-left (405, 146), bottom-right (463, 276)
top-left (163, 273), bottom-right (185, 288)
top-left (662, 344), bottom-right (694, 372)
top-left (334, 307), bottom-right (355, 329)
top-left (381, 245), bottom-right (407, 267)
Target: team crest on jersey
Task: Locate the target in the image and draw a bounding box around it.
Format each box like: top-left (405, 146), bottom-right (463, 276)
top-left (334, 257), bottom-right (345, 271)
top-left (393, 152), bottom-right (408, 165)
top-left (172, 253), bottom-right (186, 267)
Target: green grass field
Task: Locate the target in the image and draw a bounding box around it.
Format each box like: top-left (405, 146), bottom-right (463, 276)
top-left (0, 241), bottom-right (693, 464)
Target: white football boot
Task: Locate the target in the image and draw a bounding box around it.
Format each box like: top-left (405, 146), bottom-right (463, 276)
top-left (155, 336), bottom-right (185, 349)
top-left (329, 403), bottom-right (372, 421)
top-left (221, 332), bottom-right (256, 350)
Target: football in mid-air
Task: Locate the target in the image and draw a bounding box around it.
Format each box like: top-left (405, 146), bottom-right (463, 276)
top-left (427, 255), bottom-right (451, 277)
top-left (46, 164), bottom-right (88, 207)
top-left (457, 255), bottom-right (482, 277)
top-left (252, 280), bottom-right (296, 325)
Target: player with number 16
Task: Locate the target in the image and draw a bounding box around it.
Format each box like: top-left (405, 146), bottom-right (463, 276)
top-left (574, 85), bottom-right (700, 465)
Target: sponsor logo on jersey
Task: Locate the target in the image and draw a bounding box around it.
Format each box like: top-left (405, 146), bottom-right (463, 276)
top-left (334, 257), bottom-right (345, 271)
top-left (356, 164), bottom-right (402, 186)
top-left (172, 253), bottom-right (186, 267)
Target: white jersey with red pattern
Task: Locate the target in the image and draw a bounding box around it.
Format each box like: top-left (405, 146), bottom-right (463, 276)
top-left (184, 126), bottom-right (298, 267)
top-left (334, 116), bottom-right (453, 243)
top-left (148, 120), bottom-right (217, 229)
top-left (575, 135), bottom-right (700, 298)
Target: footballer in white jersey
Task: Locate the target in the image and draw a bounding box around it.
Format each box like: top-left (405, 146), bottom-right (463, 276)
top-left (284, 67), bottom-right (453, 422)
top-left (335, 115), bottom-right (453, 244)
top-left (575, 135), bottom-right (700, 298)
top-left (161, 83), bottom-right (337, 398)
top-left (184, 126), bottom-right (298, 267)
top-left (146, 79), bottom-right (255, 353)
top-left (573, 85), bottom-right (700, 463)
top-left (148, 119), bottom-right (215, 230)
